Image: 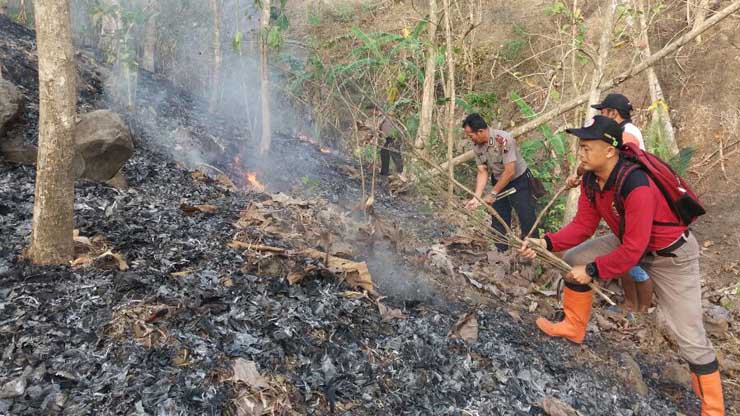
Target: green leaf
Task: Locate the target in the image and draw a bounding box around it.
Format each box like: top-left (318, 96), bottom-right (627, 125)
top-left (667, 147), bottom-right (695, 176)
top-left (232, 31), bottom-right (244, 51)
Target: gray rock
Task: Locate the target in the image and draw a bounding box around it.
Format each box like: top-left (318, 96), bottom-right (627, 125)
top-left (704, 304), bottom-right (730, 340)
top-left (74, 110), bottom-right (133, 181)
top-left (661, 362), bottom-right (691, 387)
top-left (618, 353), bottom-right (649, 396)
top-left (0, 78), bottom-right (23, 136)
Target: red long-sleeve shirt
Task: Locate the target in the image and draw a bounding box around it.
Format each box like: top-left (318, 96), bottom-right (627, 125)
top-left (545, 160), bottom-right (688, 279)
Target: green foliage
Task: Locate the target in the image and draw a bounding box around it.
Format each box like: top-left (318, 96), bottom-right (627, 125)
top-left (455, 92), bottom-right (498, 123)
top-left (500, 38), bottom-right (525, 62)
top-left (644, 108), bottom-right (694, 175)
top-left (544, 1), bottom-right (567, 16)
top-left (330, 3), bottom-right (356, 23)
top-left (511, 91), bottom-right (569, 231)
top-left (301, 176), bottom-right (321, 194)
top-left (545, 1), bottom-right (587, 64)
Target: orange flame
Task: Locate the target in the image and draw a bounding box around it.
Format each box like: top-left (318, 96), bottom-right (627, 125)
top-left (319, 146), bottom-right (331, 154)
top-left (245, 172), bottom-right (266, 191)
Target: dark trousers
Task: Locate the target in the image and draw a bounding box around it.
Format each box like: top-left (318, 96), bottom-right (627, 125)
top-left (379, 137), bottom-right (403, 175)
top-left (491, 170), bottom-right (539, 252)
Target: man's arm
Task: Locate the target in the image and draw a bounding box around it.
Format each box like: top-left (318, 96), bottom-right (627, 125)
top-left (465, 165), bottom-right (489, 210)
top-left (545, 185), bottom-right (601, 252)
top-left (474, 164), bottom-right (489, 197)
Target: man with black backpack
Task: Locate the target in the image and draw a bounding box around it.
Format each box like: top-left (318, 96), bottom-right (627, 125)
top-left (519, 115), bottom-right (723, 415)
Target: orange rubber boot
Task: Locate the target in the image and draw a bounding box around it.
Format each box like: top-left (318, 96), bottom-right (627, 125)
top-left (536, 286), bottom-right (592, 344)
top-left (691, 369), bottom-right (724, 416)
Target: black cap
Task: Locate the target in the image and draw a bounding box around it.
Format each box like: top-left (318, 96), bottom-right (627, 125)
top-left (566, 115), bottom-right (623, 147)
top-left (591, 93), bottom-right (633, 112)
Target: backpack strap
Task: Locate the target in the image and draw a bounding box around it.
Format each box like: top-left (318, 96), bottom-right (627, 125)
top-left (614, 162), bottom-right (641, 241)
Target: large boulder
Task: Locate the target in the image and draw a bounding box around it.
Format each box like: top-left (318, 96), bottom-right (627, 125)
top-left (74, 110), bottom-right (133, 181)
top-left (0, 78), bottom-right (23, 137)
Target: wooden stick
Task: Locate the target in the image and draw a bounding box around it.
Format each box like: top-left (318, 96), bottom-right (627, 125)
top-left (525, 184), bottom-right (568, 239)
top-left (228, 241), bottom-right (287, 253)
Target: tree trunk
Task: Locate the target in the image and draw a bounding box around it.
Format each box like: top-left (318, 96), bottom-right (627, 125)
top-left (564, 0), bottom-right (619, 222)
top-left (209, 0), bottom-right (222, 113)
top-left (442, 0), bottom-right (454, 204)
top-left (637, 0), bottom-right (678, 156)
top-left (415, 0), bottom-right (437, 150)
top-left (692, 0), bottom-right (711, 43)
top-left (30, 0), bottom-right (77, 265)
top-left (141, 3), bottom-right (157, 73)
top-left (258, 0), bottom-right (272, 155)
top-left (433, 0), bottom-right (740, 175)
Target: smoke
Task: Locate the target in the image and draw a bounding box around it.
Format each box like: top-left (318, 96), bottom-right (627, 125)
top-left (66, 0), bottom-right (319, 184)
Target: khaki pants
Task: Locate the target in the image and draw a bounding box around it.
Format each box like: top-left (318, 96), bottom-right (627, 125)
top-left (562, 233), bottom-right (716, 365)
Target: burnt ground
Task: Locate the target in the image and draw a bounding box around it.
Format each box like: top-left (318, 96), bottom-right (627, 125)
top-left (0, 14), bottom-right (732, 415)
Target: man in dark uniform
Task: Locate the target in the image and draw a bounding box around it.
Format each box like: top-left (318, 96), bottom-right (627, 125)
top-left (462, 113), bottom-right (538, 251)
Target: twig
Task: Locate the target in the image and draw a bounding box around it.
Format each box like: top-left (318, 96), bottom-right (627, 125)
top-left (720, 136), bottom-right (730, 181)
top-left (228, 241), bottom-right (287, 253)
top-left (690, 138), bottom-right (740, 168)
top-left (525, 184), bottom-right (568, 239)
top-left (696, 148), bottom-right (740, 184)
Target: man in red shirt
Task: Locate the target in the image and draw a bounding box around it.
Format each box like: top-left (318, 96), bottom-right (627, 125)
top-left (520, 115), bottom-right (724, 415)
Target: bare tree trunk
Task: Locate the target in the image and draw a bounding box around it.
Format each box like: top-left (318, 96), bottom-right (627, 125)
top-left (433, 0), bottom-right (740, 174)
top-left (564, 0), bottom-right (619, 222)
top-left (258, 0), bottom-right (272, 155)
top-left (693, 0), bottom-right (711, 43)
top-left (141, 5), bottom-right (157, 73)
top-left (442, 0), bottom-right (455, 204)
top-left (415, 0), bottom-right (437, 150)
top-left (30, 0), bottom-right (77, 265)
top-left (209, 0), bottom-right (222, 113)
top-left (637, 0), bottom-right (678, 156)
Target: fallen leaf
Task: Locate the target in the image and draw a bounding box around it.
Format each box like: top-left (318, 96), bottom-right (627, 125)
top-left (171, 348), bottom-right (190, 367)
top-left (180, 203), bottom-right (218, 215)
top-left (215, 174), bottom-right (237, 191)
top-left (529, 302), bottom-right (538, 312)
top-left (377, 302), bottom-right (406, 321)
top-left (232, 393), bottom-right (263, 416)
top-left (703, 240), bottom-right (714, 248)
top-left (70, 256), bottom-right (93, 268)
top-left (191, 170), bottom-right (207, 181)
top-left (96, 250), bottom-right (129, 271)
top-left (287, 271), bottom-right (304, 285)
top-left (542, 396), bottom-right (577, 416)
top-left (170, 269), bottom-right (194, 278)
top-left (270, 193), bottom-right (309, 207)
top-left (301, 249), bottom-right (376, 295)
top-left (235, 206), bottom-right (269, 228)
top-left (506, 309), bottom-right (522, 322)
top-left (449, 311), bottom-right (478, 343)
top-left (232, 358), bottom-right (269, 390)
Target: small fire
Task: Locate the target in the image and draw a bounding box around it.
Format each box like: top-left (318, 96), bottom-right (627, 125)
top-left (319, 146), bottom-right (331, 154)
top-left (245, 171), bottom-right (266, 191)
